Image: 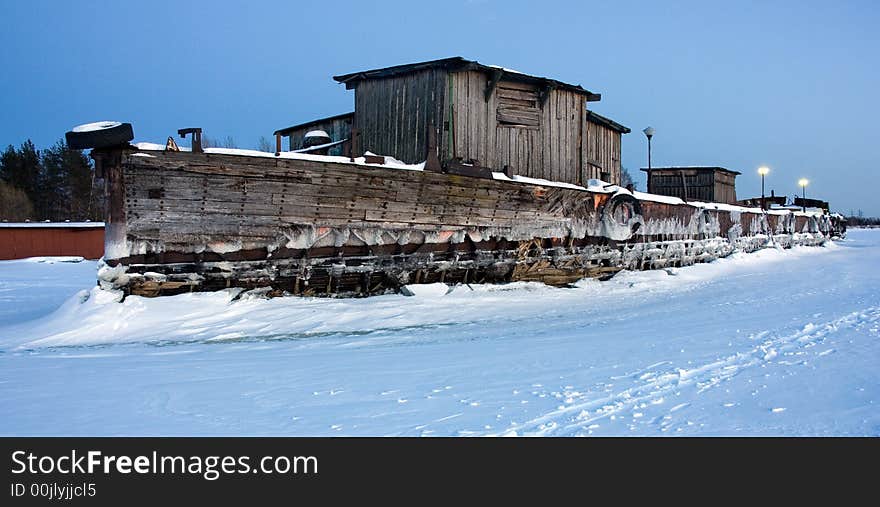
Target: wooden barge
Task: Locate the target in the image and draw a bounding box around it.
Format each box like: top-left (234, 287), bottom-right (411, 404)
top-left (70, 58), bottom-right (844, 297)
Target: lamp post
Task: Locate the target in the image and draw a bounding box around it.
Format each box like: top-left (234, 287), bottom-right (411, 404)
top-left (643, 127), bottom-right (655, 171)
top-left (758, 166), bottom-right (769, 209)
top-left (798, 178), bottom-right (809, 212)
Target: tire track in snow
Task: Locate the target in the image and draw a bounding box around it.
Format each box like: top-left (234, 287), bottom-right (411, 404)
top-left (492, 306), bottom-right (880, 436)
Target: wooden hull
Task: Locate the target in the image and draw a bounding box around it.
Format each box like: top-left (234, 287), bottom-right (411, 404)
top-left (96, 149), bottom-right (841, 297)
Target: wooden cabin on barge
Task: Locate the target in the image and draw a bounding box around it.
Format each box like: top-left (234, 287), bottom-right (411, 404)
top-left (275, 57), bottom-right (630, 186)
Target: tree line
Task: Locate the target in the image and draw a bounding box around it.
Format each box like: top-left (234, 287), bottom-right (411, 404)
top-left (845, 214), bottom-right (880, 228)
top-left (0, 140), bottom-right (103, 222)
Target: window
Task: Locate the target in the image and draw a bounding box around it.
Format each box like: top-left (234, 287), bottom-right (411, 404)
top-left (496, 83), bottom-right (541, 128)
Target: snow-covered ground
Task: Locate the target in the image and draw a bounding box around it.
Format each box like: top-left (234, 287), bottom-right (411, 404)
top-left (0, 230), bottom-right (878, 436)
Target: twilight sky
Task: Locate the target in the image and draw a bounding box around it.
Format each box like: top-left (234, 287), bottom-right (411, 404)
top-left (1, 0), bottom-right (878, 215)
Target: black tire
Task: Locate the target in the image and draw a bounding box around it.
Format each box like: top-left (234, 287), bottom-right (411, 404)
top-left (65, 122), bottom-right (133, 150)
top-left (602, 193), bottom-right (642, 225)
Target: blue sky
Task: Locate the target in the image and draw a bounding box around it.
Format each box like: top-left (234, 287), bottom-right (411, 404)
top-left (1, 0), bottom-right (878, 215)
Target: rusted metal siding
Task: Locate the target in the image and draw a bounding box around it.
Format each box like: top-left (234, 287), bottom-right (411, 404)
top-left (0, 225), bottom-right (104, 260)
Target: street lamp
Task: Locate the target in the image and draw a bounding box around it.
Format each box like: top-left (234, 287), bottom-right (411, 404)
top-left (798, 178), bottom-right (809, 212)
top-left (643, 127), bottom-right (655, 171)
top-left (758, 166), bottom-right (769, 209)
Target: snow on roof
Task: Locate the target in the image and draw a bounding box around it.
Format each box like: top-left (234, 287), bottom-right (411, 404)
top-left (304, 130), bottom-right (330, 138)
top-left (487, 64), bottom-right (524, 74)
top-left (291, 138), bottom-right (348, 154)
top-left (132, 142), bottom-right (829, 218)
top-left (133, 142), bottom-right (425, 171)
top-left (640, 166), bottom-right (742, 175)
top-left (631, 190), bottom-right (686, 205)
top-left (491, 172), bottom-right (588, 191)
top-left (0, 221), bottom-right (104, 228)
top-left (332, 57), bottom-right (601, 101)
top-left (687, 201), bottom-right (824, 217)
top-left (688, 201), bottom-right (761, 213)
top-left (71, 121), bottom-right (121, 133)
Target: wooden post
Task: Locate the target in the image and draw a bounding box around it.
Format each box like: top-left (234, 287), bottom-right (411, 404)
top-left (178, 128), bottom-right (203, 153)
top-left (104, 150), bottom-right (126, 262)
top-left (680, 171), bottom-right (688, 202)
top-left (425, 123), bottom-right (441, 172)
top-left (275, 133), bottom-right (282, 156)
top-left (349, 128), bottom-right (359, 162)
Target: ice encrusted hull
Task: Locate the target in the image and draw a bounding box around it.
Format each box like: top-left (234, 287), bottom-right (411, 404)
top-left (96, 148), bottom-right (840, 297)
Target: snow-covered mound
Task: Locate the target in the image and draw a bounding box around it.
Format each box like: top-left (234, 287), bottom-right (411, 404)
top-left (0, 242), bottom-right (841, 350)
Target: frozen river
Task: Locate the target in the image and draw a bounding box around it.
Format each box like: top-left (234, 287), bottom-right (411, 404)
top-left (1, 230), bottom-right (877, 436)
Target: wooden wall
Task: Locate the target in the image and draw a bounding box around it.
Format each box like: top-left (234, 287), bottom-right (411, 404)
top-left (648, 169), bottom-right (738, 204)
top-left (449, 70), bottom-right (619, 186)
top-left (352, 69), bottom-right (448, 164)
top-left (713, 171), bottom-right (737, 204)
top-left (285, 114), bottom-right (353, 156)
top-left (349, 68), bottom-right (622, 186)
top-left (584, 119), bottom-right (621, 184)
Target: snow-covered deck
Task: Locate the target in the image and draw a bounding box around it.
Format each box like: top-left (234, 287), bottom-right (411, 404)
top-left (133, 141), bottom-right (825, 217)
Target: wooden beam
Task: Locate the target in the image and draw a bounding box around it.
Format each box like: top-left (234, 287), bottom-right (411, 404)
top-left (538, 84), bottom-right (555, 108)
top-left (484, 68), bottom-right (503, 101)
top-left (425, 123), bottom-right (442, 172)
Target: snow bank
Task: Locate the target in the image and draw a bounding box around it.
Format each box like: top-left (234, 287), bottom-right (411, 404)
top-left (0, 241), bottom-right (840, 351)
top-left (16, 256), bottom-right (84, 263)
top-left (400, 283), bottom-right (453, 297)
top-left (0, 231), bottom-right (876, 436)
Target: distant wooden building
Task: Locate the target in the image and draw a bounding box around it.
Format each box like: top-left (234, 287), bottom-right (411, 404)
top-left (275, 57), bottom-right (630, 186)
top-left (793, 197), bottom-right (829, 211)
top-left (274, 112), bottom-right (353, 156)
top-left (584, 111), bottom-right (630, 183)
top-left (738, 193), bottom-right (787, 209)
top-left (641, 166), bottom-right (740, 204)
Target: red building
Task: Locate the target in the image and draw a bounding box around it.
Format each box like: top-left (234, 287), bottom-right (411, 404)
top-left (0, 222), bottom-right (104, 260)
